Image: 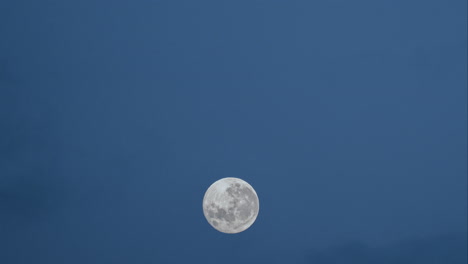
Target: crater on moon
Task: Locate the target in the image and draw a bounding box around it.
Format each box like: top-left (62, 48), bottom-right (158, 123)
top-left (203, 178), bottom-right (259, 234)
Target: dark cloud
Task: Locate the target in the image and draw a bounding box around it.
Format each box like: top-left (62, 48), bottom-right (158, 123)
top-left (0, 57), bottom-right (17, 84)
top-left (0, 65), bottom-right (65, 225)
top-left (306, 233), bottom-right (467, 264)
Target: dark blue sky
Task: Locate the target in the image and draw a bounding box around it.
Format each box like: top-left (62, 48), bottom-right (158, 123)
top-left (0, 0), bottom-right (466, 263)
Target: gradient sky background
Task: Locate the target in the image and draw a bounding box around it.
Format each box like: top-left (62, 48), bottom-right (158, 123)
top-left (0, 0), bottom-right (467, 263)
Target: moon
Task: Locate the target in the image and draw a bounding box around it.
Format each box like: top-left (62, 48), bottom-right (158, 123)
top-left (203, 177), bottom-right (259, 234)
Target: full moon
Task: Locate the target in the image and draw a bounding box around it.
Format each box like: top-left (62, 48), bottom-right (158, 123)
top-left (203, 177), bottom-right (259, 234)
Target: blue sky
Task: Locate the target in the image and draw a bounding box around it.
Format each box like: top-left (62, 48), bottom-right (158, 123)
top-left (0, 0), bottom-right (466, 263)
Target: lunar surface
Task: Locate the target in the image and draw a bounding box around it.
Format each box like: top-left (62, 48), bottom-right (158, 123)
top-left (203, 178), bottom-right (259, 234)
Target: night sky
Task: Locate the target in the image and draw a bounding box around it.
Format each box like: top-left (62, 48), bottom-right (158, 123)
top-left (0, 1), bottom-right (467, 263)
